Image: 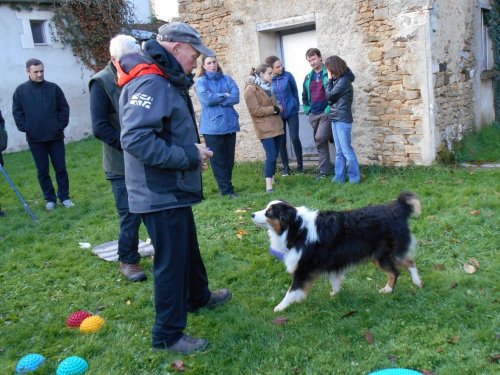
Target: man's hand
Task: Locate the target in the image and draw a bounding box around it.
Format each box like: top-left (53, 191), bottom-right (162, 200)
top-left (195, 143), bottom-right (213, 172)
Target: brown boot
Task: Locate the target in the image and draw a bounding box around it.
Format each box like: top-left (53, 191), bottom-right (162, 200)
top-left (119, 262), bottom-right (147, 282)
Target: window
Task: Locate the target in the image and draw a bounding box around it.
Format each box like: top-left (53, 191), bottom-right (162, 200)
top-left (30, 20), bottom-right (46, 45)
top-left (480, 8), bottom-right (493, 71)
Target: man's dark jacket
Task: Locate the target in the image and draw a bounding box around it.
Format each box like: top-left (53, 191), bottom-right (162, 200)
top-left (119, 40), bottom-right (202, 213)
top-left (12, 79), bottom-right (69, 142)
top-left (89, 62), bottom-right (125, 176)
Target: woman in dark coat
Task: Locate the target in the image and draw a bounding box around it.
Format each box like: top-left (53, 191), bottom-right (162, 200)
top-left (325, 56), bottom-right (360, 184)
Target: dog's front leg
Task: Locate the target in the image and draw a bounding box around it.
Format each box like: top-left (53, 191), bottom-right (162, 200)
top-left (329, 271), bottom-right (345, 296)
top-left (274, 288), bottom-right (307, 312)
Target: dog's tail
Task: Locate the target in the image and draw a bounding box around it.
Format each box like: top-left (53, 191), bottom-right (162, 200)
top-left (398, 191), bottom-right (421, 217)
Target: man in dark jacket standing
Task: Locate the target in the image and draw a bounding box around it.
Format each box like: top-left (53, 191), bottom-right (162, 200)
top-left (119, 23), bottom-right (232, 354)
top-left (89, 35), bottom-right (146, 282)
top-left (12, 59), bottom-right (74, 211)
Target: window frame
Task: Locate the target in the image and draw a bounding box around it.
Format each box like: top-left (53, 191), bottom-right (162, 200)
top-left (30, 19), bottom-right (47, 45)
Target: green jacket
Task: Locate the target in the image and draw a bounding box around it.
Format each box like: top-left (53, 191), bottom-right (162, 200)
top-left (89, 63), bottom-right (125, 176)
top-left (302, 65), bottom-right (331, 116)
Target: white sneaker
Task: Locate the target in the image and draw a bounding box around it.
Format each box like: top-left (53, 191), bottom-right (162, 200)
top-left (62, 199), bottom-right (75, 208)
top-left (45, 202), bottom-right (56, 211)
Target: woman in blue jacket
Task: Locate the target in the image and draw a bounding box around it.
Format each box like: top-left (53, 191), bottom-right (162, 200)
top-left (195, 56), bottom-right (240, 197)
top-left (265, 56), bottom-right (303, 175)
top-left (325, 55), bottom-right (360, 184)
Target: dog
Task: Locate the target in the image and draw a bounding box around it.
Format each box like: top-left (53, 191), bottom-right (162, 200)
top-left (251, 191), bottom-right (423, 312)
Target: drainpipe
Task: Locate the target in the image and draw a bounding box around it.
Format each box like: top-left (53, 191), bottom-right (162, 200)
top-left (421, 3), bottom-right (437, 165)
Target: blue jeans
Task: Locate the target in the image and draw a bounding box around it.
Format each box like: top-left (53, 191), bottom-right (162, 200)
top-left (203, 133), bottom-right (236, 195)
top-left (331, 122), bottom-right (360, 183)
top-left (108, 175), bottom-right (142, 264)
top-left (28, 139), bottom-right (70, 202)
top-left (260, 136), bottom-right (281, 178)
top-left (279, 113), bottom-right (303, 171)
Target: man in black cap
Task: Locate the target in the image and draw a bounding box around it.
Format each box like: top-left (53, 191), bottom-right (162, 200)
top-left (119, 23), bottom-right (232, 354)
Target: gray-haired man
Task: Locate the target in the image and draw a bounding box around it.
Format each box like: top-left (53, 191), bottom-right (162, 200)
top-left (118, 23), bottom-right (232, 354)
top-left (89, 35), bottom-right (146, 282)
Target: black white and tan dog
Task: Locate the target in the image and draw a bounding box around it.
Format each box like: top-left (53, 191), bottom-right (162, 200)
top-left (251, 191), bottom-right (423, 312)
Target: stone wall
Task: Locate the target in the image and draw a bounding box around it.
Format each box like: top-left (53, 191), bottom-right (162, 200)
top-left (177, 0), bottom-right (491, 166)
top-left (430, 0), bottom-right (477, 157)
top-left (356, 0), bottom-right (428, 166)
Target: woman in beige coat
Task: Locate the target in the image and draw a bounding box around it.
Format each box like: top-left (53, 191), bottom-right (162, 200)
top-left (244, 64), bottom-right (284, 192)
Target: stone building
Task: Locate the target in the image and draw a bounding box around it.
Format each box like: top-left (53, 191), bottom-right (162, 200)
top-left (180, 0), bottom-right (497, 166)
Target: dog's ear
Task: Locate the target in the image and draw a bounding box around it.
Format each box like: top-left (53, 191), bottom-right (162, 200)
top-left (278, 203), bottom-right (296, 227)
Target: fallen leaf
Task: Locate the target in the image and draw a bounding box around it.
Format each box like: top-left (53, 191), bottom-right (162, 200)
top-left (364, 330), bottom-right (375, 345)
top-left (272, 316), bottom-right (289, 325)
top-left (171, 360), bottom-right (185, 372)
top-left (463, 263), bottom-right (477, 274)
top-left (434, 263), bottom-right (445, 270)
top-left (294, 368), bottom-right (300, 374)
top-left (469, 258), bottom-right (480, 268)
top-left (470, 209), bottom-right (481, 215)
top-left (450, 238), bottom-right (460, 243)
top-left (447, 335), bottom-right (460, 344)
top-left (436, 347), bottom-right (444, 353)
top-left (341, 310), bottom-right (358, 319)
top-left (422, 371), bottom-right (437, 375)
top-left (234, 208), bottom-right (250, 213)
top-left (236, 229), bottom-right (248, 240)
top-left (490, 354), bottom-right (500, 363)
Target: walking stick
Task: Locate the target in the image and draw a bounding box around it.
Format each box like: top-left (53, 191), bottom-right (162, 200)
top-left (0, 163), bottom-right (38, 222)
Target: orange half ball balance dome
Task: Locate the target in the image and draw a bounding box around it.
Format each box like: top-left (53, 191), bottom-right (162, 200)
top-left (79, 315), bottom-right (105, 333)
top-left (66, 310), bottom-right (93, 328)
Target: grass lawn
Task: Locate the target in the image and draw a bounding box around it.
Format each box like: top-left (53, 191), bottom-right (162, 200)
top-left (454, 122), bottom-right (500, 163)
top-left (0, 137), bottom-right (498, 374)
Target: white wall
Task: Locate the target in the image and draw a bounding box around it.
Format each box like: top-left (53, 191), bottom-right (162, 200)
top-left (0, 5), bottom-right (94, 153)
top-left (151, 0), bottom-right (178, 21)
top-left (131, 0), bottom-right (153, 23)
